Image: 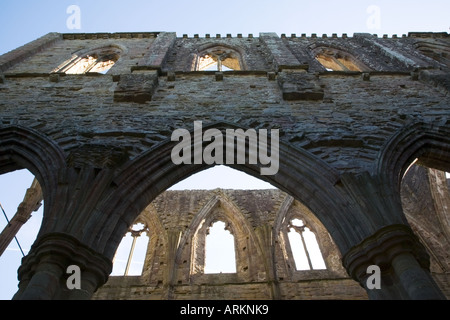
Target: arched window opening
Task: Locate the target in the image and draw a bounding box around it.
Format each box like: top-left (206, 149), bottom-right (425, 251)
top-left (171, 166), bottom-right (275, 278)
top-left (65, 54), bottom-right (98, 74)
top-left (88, 56), bottom-right (117, 74)
top-left (64, 54), bottom-right (118, 74)
top-left (111, 222), bottom-right (149, 276)
top-left (202, 55), bottom-right (235, 71)
top-left (55, 47), bottom-right (121, 74)
top-left (194, 46), bottom-right (243, 71)
top-left (204, 221), bottom-right (236, 274)
top-left (314, 48), bottom-right (369, 72)
top-left (287, 218), bottom-right (326, 270)
top-left (0, 169), bottom-right (44, 299)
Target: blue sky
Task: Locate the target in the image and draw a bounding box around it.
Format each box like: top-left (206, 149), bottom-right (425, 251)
top-left (1, 0), bottom-right (449, 55)
top-left (0, 0), bottom-right (449, 300)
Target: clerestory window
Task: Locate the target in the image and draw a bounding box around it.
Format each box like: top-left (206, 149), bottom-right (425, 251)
top-left (287, 218), bottom-right (326, 270)
top-left (111, 222), bottom-right (149, 276)
top-left (54, 46), bottom-right (121, 74)
top-left (202, 55), bottom-right (235, 71)
top-left (204, 221), bottom-right (237, 273)
top-left (314, 48), bottom-right (369, 72)
top-left (194, 45), bottom-right (243, 71)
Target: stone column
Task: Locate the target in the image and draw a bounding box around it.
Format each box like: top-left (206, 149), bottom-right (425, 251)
top-left (164, 230), bottom-right (182, 299)
top-left (255, 224), bottom-right (280, 299)
top-left (391, 252), bottom-right (445, 299)
top-left (137, 32), bottom-right (176, 71)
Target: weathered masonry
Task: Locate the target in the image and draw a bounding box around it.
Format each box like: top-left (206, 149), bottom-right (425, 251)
top-left (0, 31), bottom-right (449, 300)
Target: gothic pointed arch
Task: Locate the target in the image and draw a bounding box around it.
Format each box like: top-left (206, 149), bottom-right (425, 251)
top-left (341, 121), bottom-right (450, 238)
top-left (192, 43), bottom-right (246, 71)
top-left (273, 195), bottom-right (346, 278)
top-left (334, 121), bottom-right (450, 298)
top-left (53, 44), bottom-right (126, 74)
top-left (309, 44), bottom-right (371, 72)
top-left (94, 120), bottom-right (370, 262)
top-left (376, 122), bottom-right (450, 276)
top-left (172, 190), bottom-right (264, 279)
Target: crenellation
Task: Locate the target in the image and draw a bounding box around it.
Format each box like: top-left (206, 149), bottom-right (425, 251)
top-left (3, 31), bottom-right (448, 75)
top-left (62, 32), bottom-right (159, 40)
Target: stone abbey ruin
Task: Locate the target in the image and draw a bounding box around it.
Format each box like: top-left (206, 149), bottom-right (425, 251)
top-left (0, 31), bottom-right (449, 300)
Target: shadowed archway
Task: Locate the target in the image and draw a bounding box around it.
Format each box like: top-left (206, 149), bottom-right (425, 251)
top-left (90, 121), bottom-right (367, 261)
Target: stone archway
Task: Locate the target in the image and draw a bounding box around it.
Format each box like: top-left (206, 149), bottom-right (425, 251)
top-left (96, 121), bottom-right (361, 264)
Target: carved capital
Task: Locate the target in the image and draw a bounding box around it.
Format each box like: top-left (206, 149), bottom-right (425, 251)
top-left (16, 232), bottom-right (112, 299)
top-left (342, 224), bottom-right (430, 284)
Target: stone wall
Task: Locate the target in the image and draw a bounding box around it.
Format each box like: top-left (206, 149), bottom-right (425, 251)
top-left (91, 186), bottom-right (450, 300)
top-left (92, 189), bottom-right (368, 300)
top-left (0, 31), bottom-right (449, 299)
top-left (1, 32), bottom-right (449, 174)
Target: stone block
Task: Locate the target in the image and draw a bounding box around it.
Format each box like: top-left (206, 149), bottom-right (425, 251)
top-left (114, 72), bottom-right (159, 103)
top-left (167, 71), bottom-right (176, 81)
top-left (215, 72), bottom-right (223, 81)
top-left (277, 72), bottom-right (324, 100)
top-left (267, 72), bottom-right (276, 81)
top-left (49, 73), bottom-right (60, 83)
top-left (362, 73), bottom-right (370, 81)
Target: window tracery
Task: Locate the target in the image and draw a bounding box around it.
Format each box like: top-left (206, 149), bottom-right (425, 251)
top-left (286, 218), bottom-right (326, 270)
top-left (54, 46), bottom-right (122, 74)
top-left (111, 222), bottom-right (149, 276)
top-left (194, 45), bottom-right (243, 71)
top-left (313, 47), bottom-right (370, 72)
